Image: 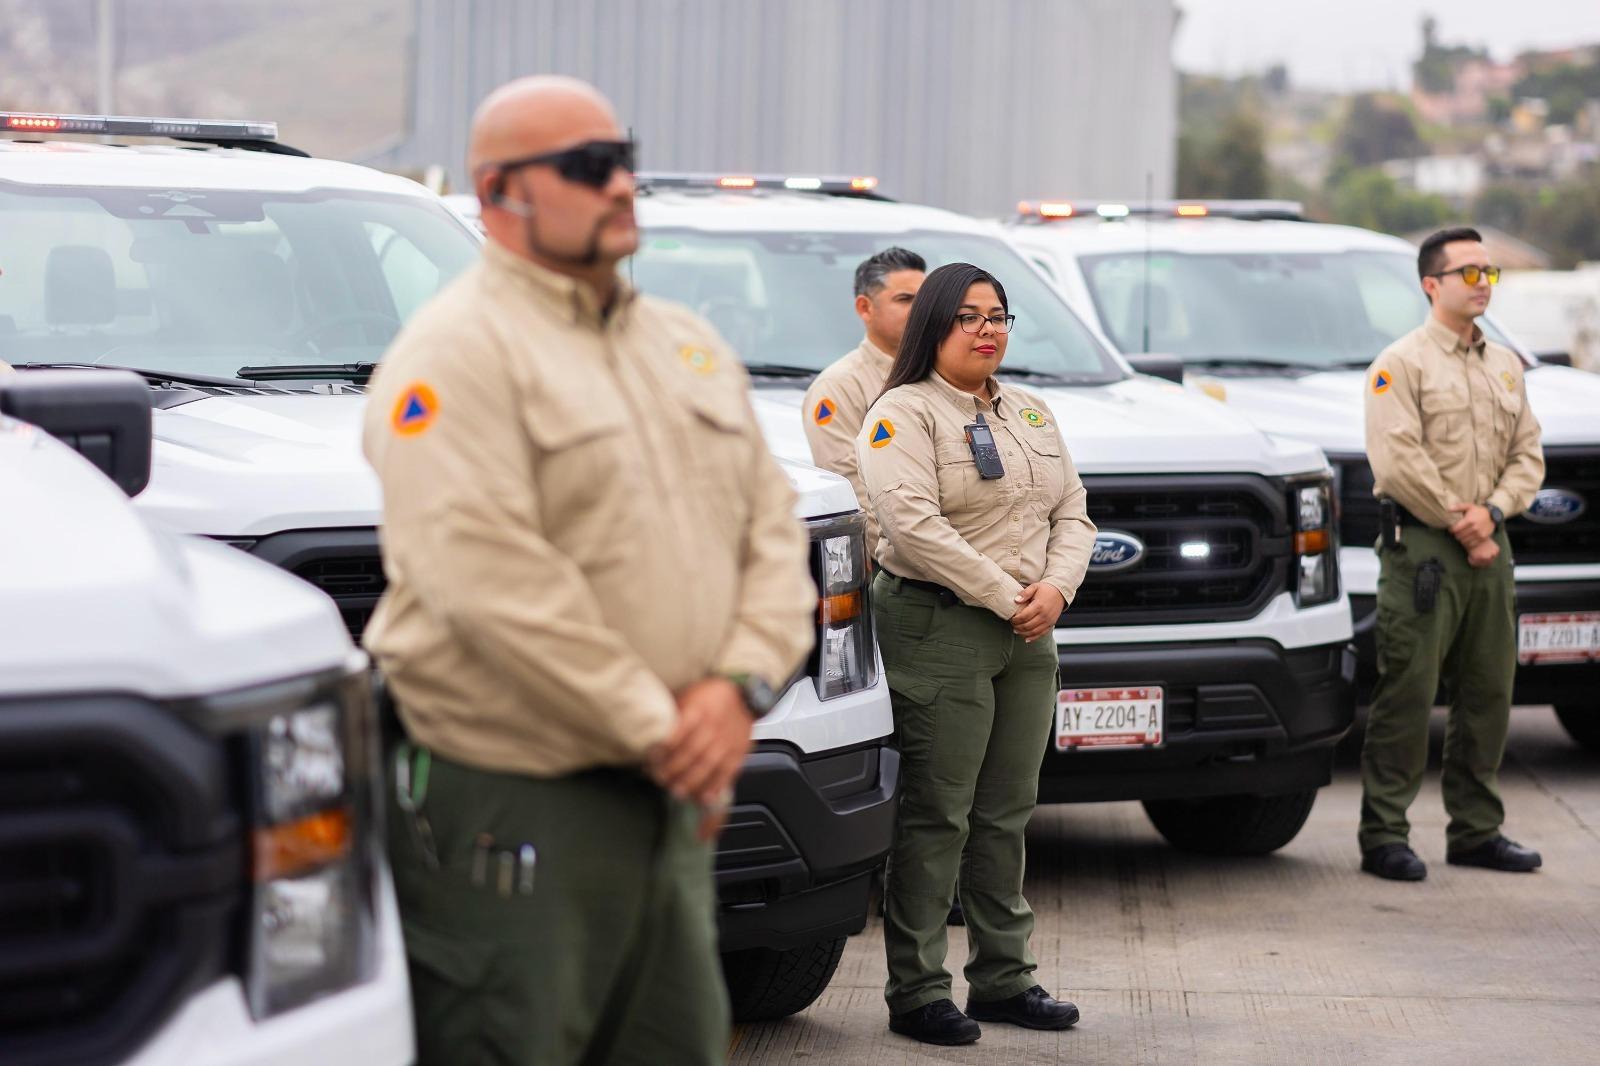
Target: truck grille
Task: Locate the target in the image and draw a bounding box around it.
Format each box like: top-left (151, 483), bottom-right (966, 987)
top-left (1065, 475), bottom-right (1291, 626)
top-left (0, 696), bottom-right (242, 1066)
top-left (247, 529), bottom-right (386, 644)
top-left (1335, 450), bottom-right (1600, 565)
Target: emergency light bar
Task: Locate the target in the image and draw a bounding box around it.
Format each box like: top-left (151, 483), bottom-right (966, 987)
top-left (1015, 199), bottom-right (1304, 223)
top-left (637, 172), bottom-right (889, 200)
top-left (0, 111), bottom-right (307, 156)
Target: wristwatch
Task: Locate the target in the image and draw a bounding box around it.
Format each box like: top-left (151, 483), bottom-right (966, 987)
top-left (1487, 503), bottom-right (1505, 529)
top-left (723, 673), bottom-right (779, 720)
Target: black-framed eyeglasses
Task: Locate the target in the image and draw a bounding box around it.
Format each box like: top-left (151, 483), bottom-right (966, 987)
top-left (489, 139), bottom-right (636, 191)
top-left (1429, 264), bottom-right (1501, 286)
top-left (955, 313), bottom-right (1016, 334)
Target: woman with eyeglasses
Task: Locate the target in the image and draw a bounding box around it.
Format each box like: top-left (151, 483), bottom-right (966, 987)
top-left (856, 262), bottom-right (1096, 1046)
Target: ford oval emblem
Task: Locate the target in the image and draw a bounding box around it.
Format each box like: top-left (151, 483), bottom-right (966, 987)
top-left (1524, 487), bottom-right (1587, 525)
top-left (1089, 531), bottom-right (1146, 573)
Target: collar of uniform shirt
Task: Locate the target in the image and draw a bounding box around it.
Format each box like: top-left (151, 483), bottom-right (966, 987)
top-left (928, 368), bottom-right (1007, 419)
top-left (860, 336), bottom-right (893, 363)
top-left (1423, 314), bottom-right (1486, 357)
top-left (482, 240), bottom-right (638, 328)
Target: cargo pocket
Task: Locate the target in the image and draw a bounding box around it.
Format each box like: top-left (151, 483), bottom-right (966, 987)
top-left (402, 922), bottom-right (495, 1060)
top-left (883, 663), bottom-right (943, 767)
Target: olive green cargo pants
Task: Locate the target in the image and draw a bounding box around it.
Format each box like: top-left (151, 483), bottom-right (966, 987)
top-left (874, 572), bottom-right (1060, 1014)
top-left (386, 745), bottom-right (728, 1066)
top-left (1359, 525), bottom-right (1517, 853)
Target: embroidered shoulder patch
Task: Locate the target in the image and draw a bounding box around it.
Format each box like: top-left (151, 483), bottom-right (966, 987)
top-left (1019, 406), bottom-right (1048, 428)
top-left (813, 397), bottom-right (837, 426)
top-left (679, 345), bottom-right (717, 375)
top-left (868, 418), bottom-right (895, 449)
top-left (1501, 369), bottom-right (1517, 392)
top-left (391, 382), bottom-right (439, 436)
top-left (1371, 369), bottom-right (1392, 395)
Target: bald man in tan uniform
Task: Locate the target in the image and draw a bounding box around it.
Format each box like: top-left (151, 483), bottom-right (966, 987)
top-left (1359, 226), bottom-right (1545, 883)
top-left (364, 77), bottom-right (815, 1064)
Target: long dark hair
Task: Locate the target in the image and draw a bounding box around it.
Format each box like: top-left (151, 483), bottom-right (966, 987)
top-left (880, 262), bottom-right (1009, 397)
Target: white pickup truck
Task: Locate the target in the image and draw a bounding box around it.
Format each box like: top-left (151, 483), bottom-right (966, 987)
top-left (0, 369), bottom-right (411, 1066)
top-left (0, 112), bottom-right (894, 1023)
top-left (1008, 200), bottom-right (1600, 750)
top-left (599, 174), bottom-right (1356, 857)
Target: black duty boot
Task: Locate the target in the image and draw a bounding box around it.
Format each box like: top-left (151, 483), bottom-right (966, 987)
top-left (1447, 835), bottom-right (1542, 872)
top-left (888, 999), bottom-right (981, 1046)
top-left (966, 985), bottom-right (1080, 1030)
top-left (1361, 842), bottom-right (1427, 881)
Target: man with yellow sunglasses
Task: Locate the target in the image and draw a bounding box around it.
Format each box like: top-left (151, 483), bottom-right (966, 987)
top-left (1359, 226), bottom-right (1545, 882)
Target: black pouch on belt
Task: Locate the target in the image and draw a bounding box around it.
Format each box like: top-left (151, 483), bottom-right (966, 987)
top-left (1414, 558), bottom-right (1444, 614)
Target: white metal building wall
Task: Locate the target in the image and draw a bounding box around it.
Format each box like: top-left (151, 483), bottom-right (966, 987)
top-left (392, 0), bottom-right (1177, 216)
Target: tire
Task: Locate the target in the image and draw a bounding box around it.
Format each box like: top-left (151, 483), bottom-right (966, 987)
top-left (1554, 703), bottom-right (1600, 752)
top-left (1142, 789), bottom-right (1318, 856)
top-left (721, 936), bottom-right (847, 1023)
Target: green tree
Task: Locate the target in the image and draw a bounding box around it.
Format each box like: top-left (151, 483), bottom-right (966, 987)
top-left (1512, 63), bottom-right (1600, 126)
top-left (1333, 94), bottom-right (1425, 168)
top-left (1325, 167), bottom-right (1454, 235)
top-left (1177, 109), bottom-right (1269, 199)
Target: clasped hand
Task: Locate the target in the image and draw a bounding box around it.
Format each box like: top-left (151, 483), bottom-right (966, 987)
top-left (1448, 503), bottom-right (1499, 569)
top-left (646, 677), bottom-right (752, 840)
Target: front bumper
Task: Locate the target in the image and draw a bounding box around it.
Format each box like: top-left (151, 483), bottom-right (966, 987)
top-left (715, 738), bottom-right (899, 953)
top-left (1039, 639), bottom-right (1356, 804)
top-left (1351, 577), bottom-right (1600, 706)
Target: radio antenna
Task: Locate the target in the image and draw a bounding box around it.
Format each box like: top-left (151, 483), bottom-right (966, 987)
top-left (1141, 169), bottom-right (1153, 353)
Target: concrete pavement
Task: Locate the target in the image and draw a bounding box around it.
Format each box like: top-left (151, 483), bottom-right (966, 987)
top-left (730, 706), bottom-right (1600, 1065)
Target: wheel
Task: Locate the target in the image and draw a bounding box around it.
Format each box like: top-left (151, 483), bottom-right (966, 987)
top-left (1142, 789), bottom-right (1318, 856)
top-left (721, 936), bottom-right (846, 1022)
top-left (1554, 704), bottom-right (1600, 752)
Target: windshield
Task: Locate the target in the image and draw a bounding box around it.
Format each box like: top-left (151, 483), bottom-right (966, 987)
top-left (629, 227), bottom-right (1120, 382)
top-left (0, 182), bottom-right (479, 380)
top-left (1078, 249), bottom-right (1515, 369)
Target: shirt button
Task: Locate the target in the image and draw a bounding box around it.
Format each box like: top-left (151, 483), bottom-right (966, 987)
top-left (1010, 547), bottom-right (1019, 555)
top-left (1011, 514), bottom-right (1020, 522)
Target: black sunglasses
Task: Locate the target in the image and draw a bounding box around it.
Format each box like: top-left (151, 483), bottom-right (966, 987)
top-left (492, 139), bottom-right (636, 191)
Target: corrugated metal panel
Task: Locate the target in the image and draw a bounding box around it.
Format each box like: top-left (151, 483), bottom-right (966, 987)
top-left (395, 0), bottom-right (1176, 216)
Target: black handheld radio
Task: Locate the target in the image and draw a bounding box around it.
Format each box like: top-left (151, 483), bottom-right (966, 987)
top-left (965, 413), bottom-right (1006, 479)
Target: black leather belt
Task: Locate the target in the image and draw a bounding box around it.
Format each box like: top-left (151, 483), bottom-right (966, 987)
top-left (880, 568), bottom-right (960, 606)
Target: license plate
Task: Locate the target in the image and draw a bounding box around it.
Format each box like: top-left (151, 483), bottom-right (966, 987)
top-left (1518, 612), bottom-right (1600, 665)
top-left (1056, 686), bottom-right (1163, 751)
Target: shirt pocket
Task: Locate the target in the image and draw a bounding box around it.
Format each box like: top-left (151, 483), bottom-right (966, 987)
top-left (1019, 429), bottom-right (1066, 513)
top-left (1419, 383), bottom-right (1470, 446)
top-left (934, 438), bottom-right (1008, 516)
top-left (522, 408), bottom-right (640, 559)
top-left (677, 387), bottom-right (754, 532)
top-left (1493, 384), bottom-right (1523, 445)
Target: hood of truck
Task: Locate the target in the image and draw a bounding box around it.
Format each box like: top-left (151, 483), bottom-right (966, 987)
top-left (753, 374), bottom-right (1327, 477)
top-left (0, 420), bottom-right (353, 698)
top-left (1188, 364), bottom-right (1600, 457)
top-left (139, 391), bottom-right (856, 536)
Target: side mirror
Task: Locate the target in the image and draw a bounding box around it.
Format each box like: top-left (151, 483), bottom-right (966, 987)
top-left (1126, 353), bottom-right (1185, 384)
top-left (1537, 351), bottom-right (1573, 368)
top-left (0, 369), bottom-right (153, 496)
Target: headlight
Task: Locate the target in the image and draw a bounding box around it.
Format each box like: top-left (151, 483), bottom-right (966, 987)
top-left (1291, 479), bottom-right (1339, 607)
top-left (205, 668), bottom-right (379, 1019)
top-left (807, 513), bottom-right (878, 699)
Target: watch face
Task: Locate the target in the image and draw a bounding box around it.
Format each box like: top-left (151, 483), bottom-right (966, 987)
top-left (746, 679), bottom-right (778, 715)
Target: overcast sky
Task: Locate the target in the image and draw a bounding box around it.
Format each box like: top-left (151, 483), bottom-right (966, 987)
top-left (1174, 0), bottom-right (1600, 91)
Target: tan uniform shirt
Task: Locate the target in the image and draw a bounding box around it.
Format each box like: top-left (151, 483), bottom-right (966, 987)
top-left (857, 372), bottom-right (1096, 619)
top-left (801, 337), bottom-right (893, 552)
top-left (363, 242), bottom-right (816, 779)
top-left (1366, 317), bottom-right (1544, 527)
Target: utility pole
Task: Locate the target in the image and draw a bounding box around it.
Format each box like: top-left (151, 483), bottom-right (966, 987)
top-left (96, 0), bottom-right (116, 116)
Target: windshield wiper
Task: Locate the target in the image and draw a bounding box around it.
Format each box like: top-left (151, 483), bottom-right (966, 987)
top-left (1323, 359), bottom-right (1379, 370)
top-left (10, 361), bottom-right (251, 388)
top-left (997, 367), bottom-right (1078, 383)
top-left (742, 362), bottom-right (818, 379)
top-left (235, 362), bottom-right (377, 382)
top-left (1183, 356), bottom-right (1310, 372)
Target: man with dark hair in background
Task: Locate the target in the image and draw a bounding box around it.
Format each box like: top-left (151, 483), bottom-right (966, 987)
top-left (803, 246), bottom-right (926, 556)
top-left (1359, 225), bottom-right (1545, 882)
